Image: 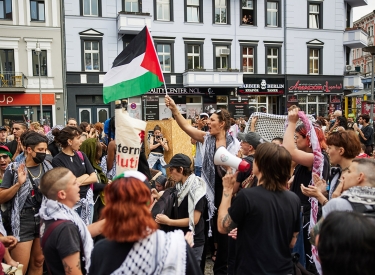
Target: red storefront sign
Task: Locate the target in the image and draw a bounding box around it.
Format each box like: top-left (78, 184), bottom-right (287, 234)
top-left (361, 102), bottom-right (375, 115)
top-left (0, 93), bottom-right (55, 106)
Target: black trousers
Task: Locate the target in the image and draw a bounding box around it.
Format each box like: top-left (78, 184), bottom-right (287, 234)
top-left (213, 214), bottom-right (229, 275)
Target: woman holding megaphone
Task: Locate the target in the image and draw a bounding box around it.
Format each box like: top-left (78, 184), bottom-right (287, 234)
top-left (165, 95), bottom-right (240, 275)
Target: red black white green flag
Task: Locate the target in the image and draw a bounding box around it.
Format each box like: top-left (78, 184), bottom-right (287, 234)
top-left (103, 26), bottom-right (164, 104)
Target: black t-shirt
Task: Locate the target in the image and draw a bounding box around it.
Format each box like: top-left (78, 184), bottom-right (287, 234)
top-left (48, 141), bottom-right (60, 157)
top-left (229, 186), bottom-right (301, 275)
top-left (291, 152), bottom-right (330, 213)
top-left (89, 236), bottom-right (202, 275)
top-left (41, 220), bottom-right (85, 275)
top-left (52, 152), bottom-right (95, 198)
top-left (236, 155), bottom-right (258, 188)
top-left (4, 140), bottom-right (19, 156)
top-left (1, 164), bottom-right (46, 208)
top-left (359, 125), bottom-right (374, 146)
top-left (171, 196), bottom-right (206, 247)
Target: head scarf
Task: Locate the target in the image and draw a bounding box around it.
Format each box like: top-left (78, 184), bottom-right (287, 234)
top-left (0, 145), bottom-right (12, 159)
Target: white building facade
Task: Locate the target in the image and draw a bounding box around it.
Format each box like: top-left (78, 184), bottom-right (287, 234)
top-left (64, 0), bottom-right (368, 122)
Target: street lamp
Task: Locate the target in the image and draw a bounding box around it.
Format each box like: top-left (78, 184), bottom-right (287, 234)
top-left (35, 42), bottom-right (43, 125)
top-left (363, 46), bottom-right (375, 121)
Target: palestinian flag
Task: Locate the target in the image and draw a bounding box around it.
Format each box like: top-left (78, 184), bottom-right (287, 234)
top-left (103, 26), bottom-right (164, 104)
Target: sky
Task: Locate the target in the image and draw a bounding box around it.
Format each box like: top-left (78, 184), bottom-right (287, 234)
top-left (353, 2), bottom-right (375, 21)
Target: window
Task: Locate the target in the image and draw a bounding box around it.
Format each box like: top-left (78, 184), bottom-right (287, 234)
top-left (0, 49), bottom-right (14, 71)
top-left (83, 0), bottom-right (98, 16)
top-left (157, 44), bottom-right (172, 72)
top-left (266, 1), bottom-right (278, 27)
top-left (186, 0), bottom-right (201, 23)
top-left (368, 26), bottom-right (374, 37)
top-left (214, 0), bottom-right (228, 24)
top-left (30, 0), bottom-right (45, 21)
top-left (84, 41), bottom-right (100, 71)
top-left (187, 45), bottom-right (202, 70)
top-left (308, 2), bottom-right (322, 29)
top-left (124, 0), bottom-right (139, 12)
top-left (32, 50), bottom-right (47, 76)
top-left (242, 46), bottom-right (255, 73)
top-left (266, 47), bottom-right (279, 74)
top-left (213, 42), bottom-right (231, 70)
top-left (309, 48), bottom-right (320, 75)
top-left (0, 0), bottom-right (12, 19)
top-left (241, 0), bottom-right (255, 25)
top-left (155, 0), bottom-right (171, 21)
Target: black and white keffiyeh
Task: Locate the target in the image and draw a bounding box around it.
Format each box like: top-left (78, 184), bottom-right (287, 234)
top-left (39, 198), bottom-right (94, 273)
top-left (0, 212), bottom-right (7, 236)
top-left (74, 188), bottom-right (94, 225)
top-left (175, 174), bottom-right (206, 235)
top-left (201, 133), bottom-right (239, 228)
top-left (8, 160), bottom-right (53, 240)
top-left (111, 230), bottom-right (186, 275)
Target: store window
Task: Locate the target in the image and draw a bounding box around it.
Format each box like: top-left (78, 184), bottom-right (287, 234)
top-left (186, 95), bottom-right (202, 119)
top-left (297, 95), bottom-right (327, 116)
top-left (0, 0), bottom-right (12, 20)
top-left (30, 0), bottom-right (45, 21)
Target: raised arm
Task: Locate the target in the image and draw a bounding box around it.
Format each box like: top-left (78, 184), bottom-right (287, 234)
top-left (165, 95), bottom-right (206, 143)
top-left (283, 107), bottom-right (314, 167)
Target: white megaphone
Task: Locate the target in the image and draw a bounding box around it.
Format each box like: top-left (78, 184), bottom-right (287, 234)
top-left (214, 146), bottom-right (250, 172)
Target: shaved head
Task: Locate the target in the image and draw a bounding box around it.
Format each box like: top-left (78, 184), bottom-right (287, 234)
top-left (40, 167), bottom-right (72, 200)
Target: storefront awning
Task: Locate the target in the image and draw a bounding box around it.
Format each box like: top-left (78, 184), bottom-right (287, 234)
top-left (345, 89), bottom-right (371, 97)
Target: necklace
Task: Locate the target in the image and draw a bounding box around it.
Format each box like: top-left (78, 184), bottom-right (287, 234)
top-left (62, 149), bottom-right (75, 162)
top-left (26, 164), bottom-right (42, 180)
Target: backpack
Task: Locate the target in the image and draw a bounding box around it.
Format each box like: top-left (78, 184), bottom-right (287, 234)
top-left (341, 195), bottom-right (375, 218)
top-left (151, 187), bottom-right (178, 232)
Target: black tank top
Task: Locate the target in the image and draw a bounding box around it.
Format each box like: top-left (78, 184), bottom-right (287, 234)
top-left (150, 138), bottom-right (164, 154)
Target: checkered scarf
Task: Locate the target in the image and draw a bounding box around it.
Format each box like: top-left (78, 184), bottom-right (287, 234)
top-left (111, 230), bottom-right (186, 275)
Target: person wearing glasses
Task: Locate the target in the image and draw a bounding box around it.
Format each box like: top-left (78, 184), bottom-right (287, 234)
top-left (165, 95), bottom-right (240, 275)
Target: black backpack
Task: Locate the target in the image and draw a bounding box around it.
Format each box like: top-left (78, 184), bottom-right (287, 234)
top-left (151, 187), bottom-right (179, 232)
top-left (341, 195), bottom-right (375, 218)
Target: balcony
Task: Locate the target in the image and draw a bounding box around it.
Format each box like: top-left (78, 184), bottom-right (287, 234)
top-left (344, 0), bottom-right (367, 8)
top-left (183, 69), bottom-right (243, 88)
top-left (344, 74), bottom-right (364, 90)
top-left (0, 72), bottom-right (26, 92)
top-left (343, 28), bottom-right (368, 49)
top-left (117, 12), bottom-right (152, 34)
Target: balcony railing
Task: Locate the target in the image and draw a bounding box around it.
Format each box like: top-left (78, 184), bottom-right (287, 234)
top-left (0, 72), bottom-right (26, 88)
top-left (343, 28), bottom-right (368, 49)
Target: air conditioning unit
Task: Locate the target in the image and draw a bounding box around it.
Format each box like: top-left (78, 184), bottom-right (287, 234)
top-left (345, 65), bottom-right (355, 72)
top-left (220, 48), bottom-right (230, 55)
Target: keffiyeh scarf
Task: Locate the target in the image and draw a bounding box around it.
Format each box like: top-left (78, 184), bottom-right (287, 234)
top-left (286, 111), bottom-right (324, 273)
top-left (147, 153), bottom-right (167, 168)
top-left (112, 230), bottom-right (186, 275)
top-left (8, 160), bottom-right (53, 240)
top-left (175, 174), bottom-right (206, 235)
top-left (201, 133), bottom-right (239, 230)
top-left (74, 188), bottom-right (94, 226)
top-left (0, 212), bottom-right (7, 236)
top-left (39, 198), bottom-right (94, 273)
top-left (341, 186), bottom-right (375, 205)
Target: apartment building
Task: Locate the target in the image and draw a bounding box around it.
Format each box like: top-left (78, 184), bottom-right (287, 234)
top-left (0, 0), bottom-right (65, 126)
top-left (64, 0), bottom-right (368, 122)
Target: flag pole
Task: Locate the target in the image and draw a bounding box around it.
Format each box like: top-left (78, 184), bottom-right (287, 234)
top-left (164, 81), bottom-right (167, 96)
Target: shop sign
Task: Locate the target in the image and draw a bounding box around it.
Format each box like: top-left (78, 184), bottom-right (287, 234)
top-left (145, 96), bottom-right (159, 121)
top-left (238, 78), bottom-right (284, 94)
top-left (330, 95), bottom-right (342, 103)
top-left (0, 93), bottom-right (55, 106)
top-left (287, 95), bottom-right (298, 102)
top-left (148, 88), bottom-right (205, 95)
top-left (287, 79), bottom-right (343, 94)
top-left (228, 96), bottom-right (249, 118)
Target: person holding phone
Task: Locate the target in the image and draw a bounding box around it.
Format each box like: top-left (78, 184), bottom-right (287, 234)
top-left (148, 125), bottom-right (169, 176)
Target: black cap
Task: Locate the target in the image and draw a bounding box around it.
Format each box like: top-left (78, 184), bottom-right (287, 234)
top-left (0, 126), bottom-right (6, 131)
top-left (163, 153), bottom-right (192, 168)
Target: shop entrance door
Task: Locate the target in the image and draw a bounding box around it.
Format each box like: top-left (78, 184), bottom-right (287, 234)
top-left (77, 106), bottom-right (109, 124)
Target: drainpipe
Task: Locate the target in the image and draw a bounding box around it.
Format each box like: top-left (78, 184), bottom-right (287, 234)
top-left (283, 0), bottom-right (287, 114)
top-left (60, 0), bottom-right (67, 123)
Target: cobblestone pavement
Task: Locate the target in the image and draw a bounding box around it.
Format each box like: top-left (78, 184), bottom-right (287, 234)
top-left (204, 258), bottom-right (214, 275)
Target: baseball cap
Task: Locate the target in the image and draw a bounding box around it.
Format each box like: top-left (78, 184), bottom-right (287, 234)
top-left (0, 126), bottom-right (7, 131)
top-left (200, 113), bottom-right (209, 119)
top-left (237, 132), bottom-right (263, 149)
top-left (163, 153), bottom-right (192, 168)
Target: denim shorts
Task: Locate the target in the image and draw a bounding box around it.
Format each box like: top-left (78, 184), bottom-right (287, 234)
top-left (19, 207), bottom-right (40, 242)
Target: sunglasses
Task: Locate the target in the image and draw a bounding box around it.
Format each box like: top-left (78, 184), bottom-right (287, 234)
top-left (0, 155), bottom-right (9, 160)
top-left (215, 109), bottom-right (222, 114)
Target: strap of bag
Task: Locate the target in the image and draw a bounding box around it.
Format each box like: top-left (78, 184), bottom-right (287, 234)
top-left (41, 219), bottom-right (68, 275)
top-left (76, 151), bottom-right (84, 162)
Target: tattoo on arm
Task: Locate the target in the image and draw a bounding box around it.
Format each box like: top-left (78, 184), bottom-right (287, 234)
top-left (223, 192), bottom-right (231, 198)
top-left (221, 213), bottom-right (237, 234)
top-left (63, 260), bottom-right (72, 275)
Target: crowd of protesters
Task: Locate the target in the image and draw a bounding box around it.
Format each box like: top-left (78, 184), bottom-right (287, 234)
top-left (0, 102), bottom-right (374, 275)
